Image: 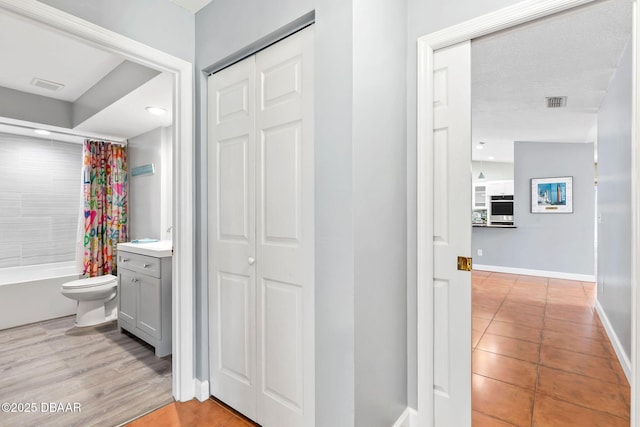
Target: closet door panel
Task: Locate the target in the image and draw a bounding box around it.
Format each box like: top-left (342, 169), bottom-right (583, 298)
top-left (207, 55), bottom-right (257, 421)
top-left (255, 26), bottom-right (315, 427)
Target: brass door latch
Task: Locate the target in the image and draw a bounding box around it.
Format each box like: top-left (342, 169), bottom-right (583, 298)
top-left (457, 256), bottom-right (472, 271)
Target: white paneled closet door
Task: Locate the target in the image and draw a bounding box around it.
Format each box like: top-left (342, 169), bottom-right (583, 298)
top-left (208, 26), bottom-right (314, 427)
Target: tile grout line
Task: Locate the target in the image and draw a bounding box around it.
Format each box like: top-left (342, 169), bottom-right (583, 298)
top-left (530, 278), bottom-right (548, 427)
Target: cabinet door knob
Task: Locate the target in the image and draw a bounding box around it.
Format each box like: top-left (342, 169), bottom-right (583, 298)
top-left (122, 258), bottom-right (129, 263)
top-left (143, 263), bottom-right (150, 268)
top-left (248, 257), bottom-right (255, 265)
top-left (130, 277), bottom-right (138, 283)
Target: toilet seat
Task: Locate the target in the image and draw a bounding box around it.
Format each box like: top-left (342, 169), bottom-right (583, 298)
top-left (62, 274), bottom-right (117, 290)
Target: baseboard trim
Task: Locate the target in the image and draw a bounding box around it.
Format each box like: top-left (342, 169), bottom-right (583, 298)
top-left (194, 379), bottom-right (210, 402)
top-left (473, 264), bottom-right (595, 282)
top-left (392, 407), bottom-right (418, 427)
top-left (595, 300), bottom-right (632, 384)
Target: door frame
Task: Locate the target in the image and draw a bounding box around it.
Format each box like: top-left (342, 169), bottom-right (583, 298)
top-left (416, 0), bottom-right (640, 425)
top-left (0, 0), bottom-right (196, 401)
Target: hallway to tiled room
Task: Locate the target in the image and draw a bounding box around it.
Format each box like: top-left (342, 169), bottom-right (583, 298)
top-left (471, 270), bottom-right (630, 427)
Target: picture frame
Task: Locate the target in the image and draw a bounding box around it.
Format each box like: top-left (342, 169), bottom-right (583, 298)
top-left (531, 176), bottom-right (573, 213)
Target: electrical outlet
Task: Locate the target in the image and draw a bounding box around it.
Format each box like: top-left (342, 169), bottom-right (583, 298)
top-left (477, 249), bottom-right (483, 256)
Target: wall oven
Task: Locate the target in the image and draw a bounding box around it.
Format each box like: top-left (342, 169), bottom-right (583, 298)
top-left (490, 195), bottom-right (514, 225)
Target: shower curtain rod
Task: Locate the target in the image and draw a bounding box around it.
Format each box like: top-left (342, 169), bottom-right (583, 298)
top-left (0, 121), bottom-right (127, 145)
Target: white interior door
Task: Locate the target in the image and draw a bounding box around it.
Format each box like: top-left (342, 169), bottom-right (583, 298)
top-left (254, 27), bottom-right (314, 427)
top-left (208, 26), bottom-right (314, 427)
top-left (207, 55), bottom-right (258, 420)
top-left (432, 41), bottom-right (472, 426)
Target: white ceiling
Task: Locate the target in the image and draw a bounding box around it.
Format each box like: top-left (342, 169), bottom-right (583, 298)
top-left (472, 0), bottom-right (632, 163)
top-left (0, 10), bottom-right (173, 140)
top-left (170, 0), bottom-right (213, 13)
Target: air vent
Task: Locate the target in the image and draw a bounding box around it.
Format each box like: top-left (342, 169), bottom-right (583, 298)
top-left (30, 77), bottom-right (65, 92)
top-left (546, 96), bottom-right (567, 108)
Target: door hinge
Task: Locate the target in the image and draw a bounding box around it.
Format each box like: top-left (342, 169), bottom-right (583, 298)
top-left (457, 256), bottom-right (472, 272)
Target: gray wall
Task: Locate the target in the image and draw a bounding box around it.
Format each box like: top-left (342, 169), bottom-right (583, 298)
top-left (37, 0), bottom-right (195, 62)
top-left (597, 38), bottom-right (632, 358)
top-left (196, 0), bottom-right (407, 425)
top-left (0, 86), bottom-right (72, 128)
top-left (0, 133), bottom-right (81, 268)
top-left (128, 127), bottom-right (170, 241)
top-left (73, 61), bottom-right (160, 127)
top-left (472, 142), bottom-right (595, 275)
top-left (406, 0), bottom-right (531, 408)
top-left (352, 0), bottom-right (407, 426)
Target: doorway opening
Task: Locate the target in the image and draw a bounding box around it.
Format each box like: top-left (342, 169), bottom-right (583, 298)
top-left (416, 0), bottom-right (639, 425)
top-left (0, 1), bottom-right (196, 425)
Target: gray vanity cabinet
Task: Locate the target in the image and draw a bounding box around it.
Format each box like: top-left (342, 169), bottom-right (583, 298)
top-left (117, 250), bottom-right (172, 357)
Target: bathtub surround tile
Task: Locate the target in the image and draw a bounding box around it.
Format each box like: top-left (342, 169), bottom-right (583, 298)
top-left (0, 192), bottom-right (20, 217)
top-left (0, 134), bottom-right (83, 268)
top-left (0, 217), bottom-right (52, 243)
top-left (473, 273), bottom-right (630, 426)
top-left (0, 242), bottom-right (21, 268)
top-left (20, 239), bottom-right (76, 266)
top-left (0, 317), bottom-right (172, 427)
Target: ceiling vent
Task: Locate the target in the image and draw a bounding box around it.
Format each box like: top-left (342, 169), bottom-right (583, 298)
top-left (30, 77), bottom-right (64, 92)
top-left (546, 96), bottom-right (567, 108)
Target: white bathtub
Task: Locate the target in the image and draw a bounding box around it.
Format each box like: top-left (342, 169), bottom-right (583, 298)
top-left (0, 261), bottom-right (82, 330)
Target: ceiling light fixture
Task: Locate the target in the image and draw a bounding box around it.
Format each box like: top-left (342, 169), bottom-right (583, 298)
top-left (34, 129), bottom-right (51, 135)
top-left (146, 106), bottom-right (167, 116)
top-left (488, 156), bottom-right (495, 160)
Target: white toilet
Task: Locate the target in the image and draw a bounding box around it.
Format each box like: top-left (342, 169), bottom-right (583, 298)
top-left (61, 274), bottom-right (118, 327)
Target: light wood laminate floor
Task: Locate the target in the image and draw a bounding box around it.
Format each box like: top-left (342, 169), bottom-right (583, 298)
top-left (0, 316), bottom-right (172, 427)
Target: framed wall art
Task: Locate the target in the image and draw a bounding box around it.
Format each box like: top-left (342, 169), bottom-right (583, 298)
top-left (531, 176), bottom-right (573, 213)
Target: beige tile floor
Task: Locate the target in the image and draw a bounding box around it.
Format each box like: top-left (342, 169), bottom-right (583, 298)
top-left (472, 271), bottom-right (630, 427)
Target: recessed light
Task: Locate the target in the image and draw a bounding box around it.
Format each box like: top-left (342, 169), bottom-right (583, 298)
top-left (34, 129), bottom-right (51, 135)
top-left (476, 141), bottom-right (485, 150)
top-left (488, 156), bottom-right (495, 160)
top-left (146, 106), bottom-right (167, 116)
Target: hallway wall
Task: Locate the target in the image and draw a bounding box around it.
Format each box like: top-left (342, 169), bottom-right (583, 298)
top-left (196, 1), bottom-right (408, 426)
top-left (597, 37), bottom-right (632, 360)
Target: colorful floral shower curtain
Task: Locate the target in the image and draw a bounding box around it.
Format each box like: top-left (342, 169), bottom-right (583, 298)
top-left (81, 140), bottom-right (128, 277)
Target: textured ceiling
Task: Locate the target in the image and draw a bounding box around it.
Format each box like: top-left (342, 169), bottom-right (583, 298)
top-left (472, 0), bottom-right (632, 163)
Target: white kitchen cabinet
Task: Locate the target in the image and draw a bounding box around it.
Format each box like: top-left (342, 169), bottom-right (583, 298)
top-left (117, 248), bottom-right (172, 357)
top-left (486, 180), bottom-right (514, 196)
top-left (473, 184), bottom-right (487, 209)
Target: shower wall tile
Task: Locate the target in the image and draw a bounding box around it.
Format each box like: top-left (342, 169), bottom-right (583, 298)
top-left (0, 218), bottom-right (52, 242)
top-left (0, 167), bottom-right (52, 193)
top-left (21, 240), bottom-right (76, 266)
top-left (0, 133), bottom-right (82, 268)
top-left (0, 193), bottom-right (20, 217)
top-left (22, 194), bottom-right (80, 216)
top-left (0, 243), bottom-right (20, 268)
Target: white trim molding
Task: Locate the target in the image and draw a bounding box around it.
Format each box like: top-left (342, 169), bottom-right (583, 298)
top-left (631, 0), bottom-right (640, 423)
top-left (392, 407), bottom-right (418, 427)
top-left (415, 0), bottom-right (640, 426)
top-left (194, 379), bottom-right (210, 402)
top-left (596, 300), bottom-right (632, 384)
top-left (473, 264), bottom-right (595, 282)
top-left (0, 0), bottom-right (196, 402)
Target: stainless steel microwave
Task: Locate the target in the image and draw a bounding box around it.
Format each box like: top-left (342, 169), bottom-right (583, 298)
top-left (490, 195), bottom-right (514, 224)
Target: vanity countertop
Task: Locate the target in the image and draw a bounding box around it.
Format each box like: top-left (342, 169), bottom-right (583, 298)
top-left (117, 240), bottom-right (173, 258)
